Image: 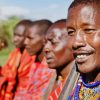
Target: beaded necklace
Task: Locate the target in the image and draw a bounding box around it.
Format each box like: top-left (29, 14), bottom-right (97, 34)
top-left (74, 75), bottom-right (100, 100)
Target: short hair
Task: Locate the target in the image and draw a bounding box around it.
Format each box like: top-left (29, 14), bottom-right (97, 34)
top-left (30, 19), bottom-right (53, 36)
top-left (52, 19), bottom-right (67, 29)
top-left (69, 0), bottom-right (100, 10)
top-left (54, 19), bottom-right (66, 24)
top-left (14, 19), bottom-right (32, 30)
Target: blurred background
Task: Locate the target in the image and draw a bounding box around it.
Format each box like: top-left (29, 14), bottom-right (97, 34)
top-left (0, 0), bottom-right (73, 66)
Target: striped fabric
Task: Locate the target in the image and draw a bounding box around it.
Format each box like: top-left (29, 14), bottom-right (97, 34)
top-left (0, 48), bottom-right (55, 100)
top-left (48, 78), bottom-right (65, 100)
top-left (14, 57), bottom-right (55, 100)
top-left (0, 48), bottom-right (21, 100)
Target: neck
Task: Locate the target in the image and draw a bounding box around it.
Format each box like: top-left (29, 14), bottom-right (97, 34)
top-left (82, 69), bottom-right (100, 83)
top-left (57, 61), bottom-right (75, 80)
top-left (38, 52), bottom-right (44, 62)
top-left (36, 52), bottom-right (42, 62)
top-left (20, 47), bottom-right (24, 53)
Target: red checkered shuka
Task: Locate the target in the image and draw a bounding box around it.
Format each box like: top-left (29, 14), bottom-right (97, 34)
top-left (14, 57), bottom-right (55, 100)
top-left (48, 77), bottom-right (65, 100)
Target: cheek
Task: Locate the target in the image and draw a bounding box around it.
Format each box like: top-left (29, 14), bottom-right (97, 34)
top-left (94, 35), bottom-right (100, 67)
top-left (54, 45), bottom-right (68, 61)
top-left (87, 34), bottom-right (100, 68)
top-left (20, 37), bottom-right (24, 42)
top-left (30, 41), bottom-right (37, 50)
top-left (68, 36), bottom-right (75, 49)
top-left (87, 33), bottom-right (100, 52)
top-left (87, 32), bottom-right (100, 47)
top-left (13, 36), bottom-right (18, 41)
top-left (31, 40), bottom-right (43, 50)
top-left (93, 33), bottom-right (100, 47)
top-left (54, 47), bottom-right (73, 67)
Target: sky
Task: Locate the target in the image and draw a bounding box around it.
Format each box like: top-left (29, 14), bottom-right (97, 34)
top-left (0, 0), bottom-right (73, 22)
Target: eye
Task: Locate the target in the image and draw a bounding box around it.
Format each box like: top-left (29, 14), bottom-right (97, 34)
top-left (15, 34), bottom-right (23, 37)
top-left (67, 29), bottom-right (75, 36)
top-left (84, 29), bottom-right (96, 34)
top-left (27, 36), bottom-right (34, 40)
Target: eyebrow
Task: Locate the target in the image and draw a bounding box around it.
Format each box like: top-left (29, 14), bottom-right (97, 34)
top-left (67, 22), bottom-right (94, 29)
top-left (66, 26), bottom-right (75, 30)
top-left (81, 23), bottom-right (93, 26)
top-left (14, 32), bottom-right (23, 35)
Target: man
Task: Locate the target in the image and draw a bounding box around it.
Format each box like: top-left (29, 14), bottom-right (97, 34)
top-left (0, 19), bottom-right (32, 100)
top-left (13, 19), bottom-right (32, 52)
top-left (13, 19), bottom-right (55, 100)
top-left (67, 0), bottom-right (100, 99)
top-left (43, 19), bottom-right (74, 99)
top-left (24, 19), bottom-right (52, 58)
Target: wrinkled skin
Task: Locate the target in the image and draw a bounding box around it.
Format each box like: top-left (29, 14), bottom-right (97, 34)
top-left (24, 25), bottom-right (44, 56)
top-left (43, 22), bottom-right (73, 73)
top-left (67, 4), bottom-right (100, 75)
top-left (13, 25), bottom-right (25, 48)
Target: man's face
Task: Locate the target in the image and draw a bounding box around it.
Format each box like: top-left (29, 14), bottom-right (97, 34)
top-left (13, 25), bottom-right (25, 48)
top-left (43, 23), bottom-right (73, 69)
top-left (67, 5), bottom-right (100, 73)
top-left (24, 25), bottom-right (43, 56)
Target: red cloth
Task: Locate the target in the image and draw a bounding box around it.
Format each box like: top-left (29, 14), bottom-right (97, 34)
top-left (0, 49), bottom-right (55, 100)
top-left (48, 79), bottom-right (65, 100)
top-left (17, 49), bottom-right (36, 91)
top-left (0, 48), bottom-right (21, 100)
top-left (14, 57), bottom-right (55, 100)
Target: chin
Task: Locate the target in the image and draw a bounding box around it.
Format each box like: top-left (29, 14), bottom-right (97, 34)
top-left (48, 64), bottom-right (56, 69)
top-left (77, 63), bottom-right (96, 74)
top-left (15, 45), bottom-right (18, 47)
top-left (27, 50), bottom-right (35, 56)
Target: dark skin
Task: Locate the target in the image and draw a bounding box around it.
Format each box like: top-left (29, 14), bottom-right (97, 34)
top-left (24, 25), bottom-right (44, 61)
top-left (67, 4), bottom-right (100, 82)
top-left (43, 22), bottom-right (74, 80)
top-left (13, 25), bottom-right (26, 52)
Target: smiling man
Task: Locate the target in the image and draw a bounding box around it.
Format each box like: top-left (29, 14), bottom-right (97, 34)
top-left (67, 0), bottom-right (100, 99)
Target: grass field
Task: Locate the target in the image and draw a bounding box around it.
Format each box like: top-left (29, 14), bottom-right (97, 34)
top-left (0, 45), bottom-right (14, 66)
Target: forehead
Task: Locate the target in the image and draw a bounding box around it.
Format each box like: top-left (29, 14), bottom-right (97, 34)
top-left (67, 4), bottom-right (100, 28)
top-left (14, 25), bottom-right (25, 34)
top-left (26, 25), bottom-right (40, 37)
top-left (46, 23), bottom-right (67, 39)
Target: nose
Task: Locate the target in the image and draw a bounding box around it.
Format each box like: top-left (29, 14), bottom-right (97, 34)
top-left (24, 38), bottom-right (29, 46)
top-left (13, 36), bottom-right (18, 42)
top-left (43, 41), bottom-right (51, 54)
top-left (72, 31), bottom-right (86, 50)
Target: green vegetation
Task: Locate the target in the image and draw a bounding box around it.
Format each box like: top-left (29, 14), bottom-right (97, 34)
top-left (0, 16), bottom-right (20, 45)
top-left (0, 16), bottom-right (21, 66)
top-left (0, 46), bottom-right (14, 66)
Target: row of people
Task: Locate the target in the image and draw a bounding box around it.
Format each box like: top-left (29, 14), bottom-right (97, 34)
top-left (0, 19), bottom-right (74, 99)
top-left (0, 0), bottom-right (100, 99)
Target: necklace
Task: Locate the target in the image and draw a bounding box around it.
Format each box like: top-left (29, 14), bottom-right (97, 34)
top-left (74, 76), bottom-right (100, 100)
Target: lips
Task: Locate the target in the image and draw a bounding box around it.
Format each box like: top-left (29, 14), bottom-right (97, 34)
top-left (14, 42), bottom-right (20, 47)
top-left (73, 50), bottom-right (94, 64)
top-left (25, 47), bottom-right (32, 53)
top-left (14, 42), bottom-right (19, 45)
top-left (45, 56), bottom-right (54, 64)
